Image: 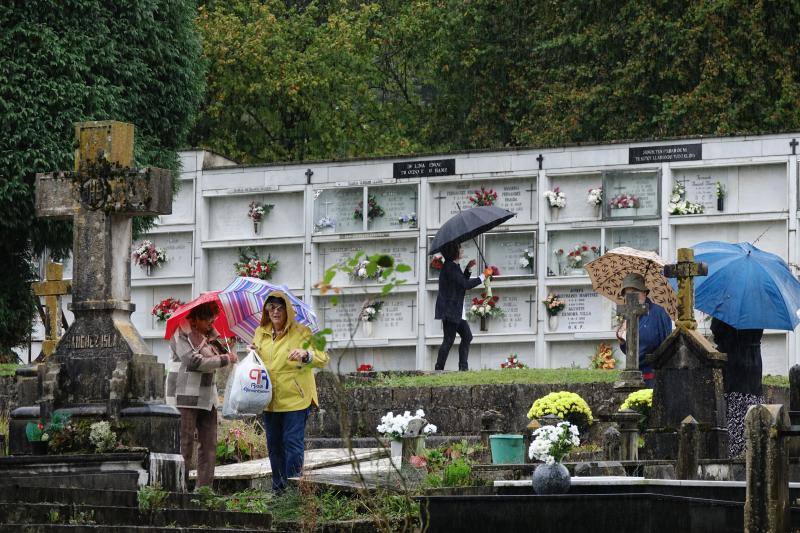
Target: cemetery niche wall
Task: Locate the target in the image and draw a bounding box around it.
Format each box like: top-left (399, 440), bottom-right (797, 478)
top-left (40, 134), bottom-right (798, 374)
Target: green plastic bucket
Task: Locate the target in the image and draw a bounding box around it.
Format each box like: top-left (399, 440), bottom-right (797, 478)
top-left (489, 434), bottom-right (525, 464)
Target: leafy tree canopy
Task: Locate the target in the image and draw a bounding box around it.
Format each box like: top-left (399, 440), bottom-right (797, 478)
top-left (0, 1), bottom-right (204, 356)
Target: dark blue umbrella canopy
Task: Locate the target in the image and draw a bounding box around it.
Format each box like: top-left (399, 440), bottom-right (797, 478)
top-left (429, 206), bottom-right (516, 255)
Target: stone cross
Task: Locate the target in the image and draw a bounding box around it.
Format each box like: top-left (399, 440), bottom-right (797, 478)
top-left (664, 247), bottom-right (708, 330)
top-left (614, 291), bottom-right (647, 392)
top-left (31, 262), bottom-right (71, 359)
top-left (35, 120), bottom-right (172, 406)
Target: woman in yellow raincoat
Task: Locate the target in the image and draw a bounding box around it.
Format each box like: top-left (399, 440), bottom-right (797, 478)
top-left (253, 291), bottom-right (329, 493)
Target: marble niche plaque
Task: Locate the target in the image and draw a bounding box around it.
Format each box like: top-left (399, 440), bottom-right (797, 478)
top-left (132, 232), bottom-right (193, 279)
top-left (430, 178), bottom-right (536, 226)
top-left (464, 287), bottom-right (537, 334)
top-left (131, 284), bottom-right (194, 333)
top-left (367, 184), bottom-right (418, 232)
top-left (547, 174), bottom-right (604, 221)
top-left (677, 173), bottom-right (720, 213)
top-left (207, 191), bottom-right (304, 241)
top-left (549, 286), bottom-right (608, 333)
top-left (317, 238), bottom-right (418, 286)
top-left (318, 293), bottom-right (417, 341)
top-left (159, 180), bottom-right (194, 225)
top-left (427, 235), bottom-right (480, 281)
top-left (605, 226), bottom-right (659, 253)
top-left (547, 229), bottom-right (602, 277)
top-left (206, 244), bottom-right (305, 291)
top-left (603, 170), bottom-right (660, 219)
top-left (484, 231), bottom-right (536, 277)
top-left (313, 187), bottom-right (364, 234)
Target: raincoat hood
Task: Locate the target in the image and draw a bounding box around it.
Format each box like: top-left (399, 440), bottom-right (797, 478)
top-left (262, 290), bottom-right (299, 332)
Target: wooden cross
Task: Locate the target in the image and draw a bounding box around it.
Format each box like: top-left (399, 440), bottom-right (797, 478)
top-left (664, 247), bottom-right (708, 330)
top-left (617, 291), bottom-right (648, 373)
top-left (31, 262), bottom-right (71, 359)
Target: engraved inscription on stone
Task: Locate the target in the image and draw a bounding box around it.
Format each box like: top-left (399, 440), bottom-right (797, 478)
top-left (605, 171), bottom-right (659, 218)
top-left (67, 333), bottom-right (118, 349)
top-left (679, 173), bottom-right (722, 212)
top-left (466, 287), bottom-right (535, 333)
top-left (431, 179), bottom-right (535, 225)
top-left (553, 287), bottom-right (605, 332)
top-left (320, 293), bottom-right (415, 340)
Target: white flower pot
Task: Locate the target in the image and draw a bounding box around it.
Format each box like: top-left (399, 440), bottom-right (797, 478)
top-left (550, 207), bottom-right (560, 221)
top-left (145, 264), bottom-right (152, 277)
top-left (548, 315), bottom-right (559, 331)
top-left (362, 321), bottom-right (374, 337)
top-left (390, 439), bottom-right (403, 469)
top-left (253, 220), bottom-right (261, 234)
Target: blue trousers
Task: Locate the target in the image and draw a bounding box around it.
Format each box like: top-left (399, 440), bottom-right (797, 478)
top-left (263, 407), bottom-right (309, 492)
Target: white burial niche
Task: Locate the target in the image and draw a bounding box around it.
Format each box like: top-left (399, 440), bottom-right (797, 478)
top-left (131, 232), bottom-right (194, 280)
top-left (206, 190), bottom-right (305, 241)
top-left (427, 176), bottom-right (537, 228)
top-left (314, 292), bottom-right (418, 342)
top-left (424, 286), bottom-right (537, 337)
top-left (315, 237), bottom-right (418, 287)
top-left (547, 228), bottom-right (602, 277)
top-left (205, 243), bottom-right (305, 291)
top-left (312, 183), bottom-right (419, 235)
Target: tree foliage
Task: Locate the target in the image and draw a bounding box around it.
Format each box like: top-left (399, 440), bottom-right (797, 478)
top-left (194, 0), bottom-right (800, 158)
top-left (0, 1), bottom-right (204, 356)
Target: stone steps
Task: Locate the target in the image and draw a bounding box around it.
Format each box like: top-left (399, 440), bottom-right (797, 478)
top-left (0, 485), bottom-right (272, 532)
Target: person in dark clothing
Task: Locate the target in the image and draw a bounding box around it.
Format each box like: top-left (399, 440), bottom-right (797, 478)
top-left (434, 242), bottom-right (492, 371)
top-left (615, 273), bottom-right (673, 387)
top-left (710, 317), bottom-right (764, 458)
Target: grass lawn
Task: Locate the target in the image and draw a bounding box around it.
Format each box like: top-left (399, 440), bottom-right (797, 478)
top-left (345, 368), bottom-right (792, 389)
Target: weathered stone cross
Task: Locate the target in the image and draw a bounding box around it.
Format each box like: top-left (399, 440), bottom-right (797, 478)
top-left (31, 262), bottom-right (71, 359)
top-left (664, 247), bottom-right (708, 330)
top-left (614, 291), bottom-right (647, 392)
top-left (35, 120), bottom-right (172, 407)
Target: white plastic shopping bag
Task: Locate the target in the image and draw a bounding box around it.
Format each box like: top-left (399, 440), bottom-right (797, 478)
top-left (222, 350), bottom-right (272, 419)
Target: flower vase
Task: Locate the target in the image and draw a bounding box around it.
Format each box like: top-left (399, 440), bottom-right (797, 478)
top-left (390, 439), bottom-right (403, 469)
top-left (253, 220), bottom-right (261, 234)
top-left (30, 441), bottom-right (48, 455)
top-left (480, 316), bottom-right (488, 332)
top-left (548, 315), bottom-right (559, 331)
top-left (594, 204), bottom-right (601, 218)
top-left (532, 462), bottom-right (571, 495)
top-left (145, 264), bottom-right (152, 277)
top-left (717, 197), bottom-right (724, 212)
top-left (363, 321), bottom-right (374, 337)
top-left (550, 207), bottom-right (560, 221)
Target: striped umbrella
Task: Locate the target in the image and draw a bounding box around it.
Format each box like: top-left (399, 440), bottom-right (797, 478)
top-left (218, 277), bottom-right (320, 341)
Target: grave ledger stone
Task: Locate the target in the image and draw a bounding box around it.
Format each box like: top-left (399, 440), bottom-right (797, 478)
top-left (10, 121), bottom-right (180, 458)
top-left (643, 248), bottom-right (728, 460)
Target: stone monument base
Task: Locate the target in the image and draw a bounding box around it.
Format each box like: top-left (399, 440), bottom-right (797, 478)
top-left (641, 427), bottom-right (728, 461)
top-left (0, 450), bottom-right (185, 492)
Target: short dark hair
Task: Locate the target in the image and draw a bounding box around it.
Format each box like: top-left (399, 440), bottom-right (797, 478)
top-left (441, 242), bottom-right (460, 261)
top-left (188, 302), bottom-right (219, 321)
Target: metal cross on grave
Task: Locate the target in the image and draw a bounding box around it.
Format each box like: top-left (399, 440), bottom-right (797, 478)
top-left (664, 248), bottom-right (708, 330)
top-left (614, 291), bottom-right (648, 391)
top-left (31, 262), bottom-right (71, 359)
top-left (34, 120), bottom-right (172, 404)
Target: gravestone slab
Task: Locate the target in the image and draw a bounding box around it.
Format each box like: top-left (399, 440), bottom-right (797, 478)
top-left (603, 170), bottom-right (660, 219)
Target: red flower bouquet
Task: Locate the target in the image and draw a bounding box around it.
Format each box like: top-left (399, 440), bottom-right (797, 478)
top-left (152, 297), bottom-right (185, 322)
top-left (468, 187), bottom-right (498, 207)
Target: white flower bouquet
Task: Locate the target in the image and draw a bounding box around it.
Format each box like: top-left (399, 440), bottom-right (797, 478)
top-left (518, 249), bottom-right (535, 270)
top-left (359, 300), bottom-right (384, 322)
top-left (544, 187), bottom-right (566, 209)
top-left (376, 409), bottom-right (437, 441)
top-left (668, 183), bottom-right (704, 215)
top-left (587, 187), bottom-right (603, 206)
top-left (528, 421), bottom-right (580, 465)
top-left (349, 259), bottom-right (384, 281)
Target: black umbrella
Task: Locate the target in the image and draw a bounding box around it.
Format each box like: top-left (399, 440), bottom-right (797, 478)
top-left (428, 206), bottom-right (516, 262)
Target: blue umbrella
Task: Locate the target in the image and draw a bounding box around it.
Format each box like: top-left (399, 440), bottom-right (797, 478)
top-left (688, 241), bottom-right (800, 331)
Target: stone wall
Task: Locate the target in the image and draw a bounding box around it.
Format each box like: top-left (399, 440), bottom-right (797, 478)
top-left (0, 375), bottom-right (16, 413)
top-left (308, 372), bottom-right (789, 440)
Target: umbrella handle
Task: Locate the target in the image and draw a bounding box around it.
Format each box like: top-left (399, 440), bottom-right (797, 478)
top-left (456, 203), bottom-right (490, 267)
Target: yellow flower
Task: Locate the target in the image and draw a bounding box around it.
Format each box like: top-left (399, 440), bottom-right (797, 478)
top-left (527, 391), bottom-right (594, 424)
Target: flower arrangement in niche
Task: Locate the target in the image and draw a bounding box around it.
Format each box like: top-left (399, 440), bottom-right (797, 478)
top-left (587, 188), bottom-right (603, 207)
top-left (314, 217), bottom-right (336, 232)
top-left (542, 294), bottom-right (565, 316)
top-left (566, 244), bottom-right (597, 269)
top-left (589, 342), bottom-right (616, 370)
top-left (529, 422), bottom-right (580, 465)
top-left (398, 213), bottom-right (417, 227)
top-left (234, 247), bottom-right (278, 280)
top-left (500, 353), bottom-right (527, 369)
top-left (544, 187), bottom-right (566, 209)
top-left (359, 300), bottom-right (384, 322)
top-left (349, 259), bottom-right (384, 281)
top-left (609, 193), bottom-right (640, 210)
top-left (527, 391), bottom-right (594, 433)
top-left (519, 249), bottom-right (535, 271)
top-left (357, 363), bottom-right (374, 372)
top-left (429, 254), bottom-right (445, 271)
top-left (151, 297), bottom-right (185, 322)
top-left (668, 183), bottom-right (704, 215)
top-left (247, 201), bottom-right (274, 222)
top-left (354, 194), bottom-right (385, 221)
top-left (133, 240), bottom-right (167, 270)
top-left (467, 293), bottom-right (503, 320)
top-left (468, 187), bottom-right (498, 207)
top-left (377, 409), bottom-right (437, 441)
top-left (715, 181), bottom-right (726, 199)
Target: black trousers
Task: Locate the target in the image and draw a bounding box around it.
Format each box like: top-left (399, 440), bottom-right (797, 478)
top-left (435, 319), bottom-right (473, 371)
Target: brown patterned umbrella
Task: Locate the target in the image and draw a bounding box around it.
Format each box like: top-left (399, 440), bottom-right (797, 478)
top-left (585, 247), bottom-right (678, 320)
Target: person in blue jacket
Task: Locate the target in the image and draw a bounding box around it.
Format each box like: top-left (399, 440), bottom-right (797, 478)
top-left (615, 273), bottom-right (672, 387)
top-left (434, 242), bottom-right (493, 371)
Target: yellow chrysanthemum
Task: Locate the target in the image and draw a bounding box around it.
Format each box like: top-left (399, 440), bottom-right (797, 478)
top-left (527, 391), bottom-right (594, 425)
top-left (620, 389), bottom-right (653, 411)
